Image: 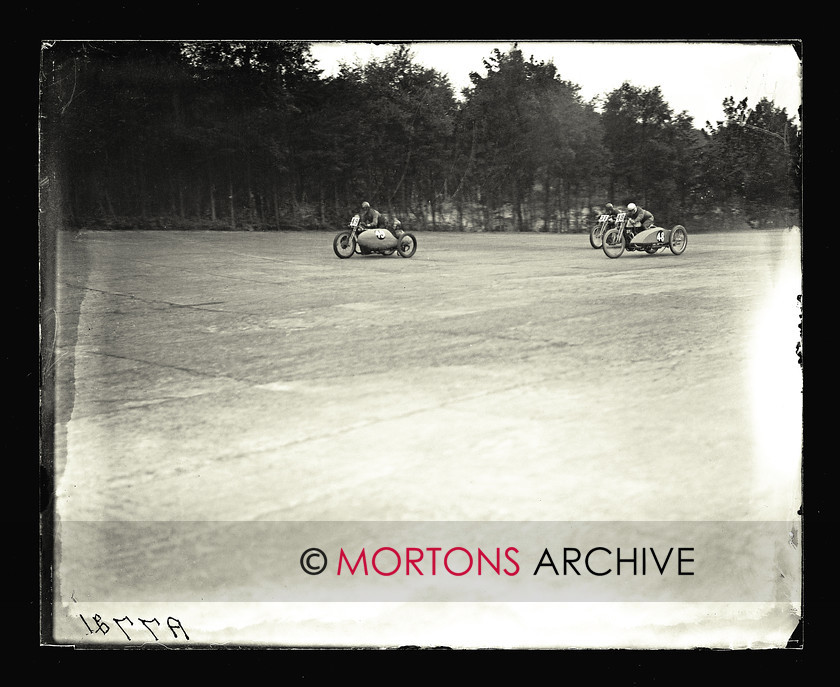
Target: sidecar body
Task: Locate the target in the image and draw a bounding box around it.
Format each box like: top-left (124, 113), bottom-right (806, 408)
top-left (357, 228), bottom-right (399, 252)
top-left (630, 226), bottom-right (673, 251)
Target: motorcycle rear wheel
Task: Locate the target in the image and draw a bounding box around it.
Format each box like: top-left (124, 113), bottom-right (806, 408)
top-left (333, 231), bottom-right (356, 259)
top-left (602, 228), bottom-right (625, 259)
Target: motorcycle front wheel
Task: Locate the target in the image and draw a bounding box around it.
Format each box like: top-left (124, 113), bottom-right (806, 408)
top-left (602, 228), bottom-right (625, 259)
top-left (333, 231), bottom-right (356, 259)
top-left (397, 233), bottom-right (417, 258)
top-left (589, 223), bottom-right (605, 249)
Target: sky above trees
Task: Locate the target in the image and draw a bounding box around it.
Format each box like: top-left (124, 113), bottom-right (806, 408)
top-left (309, 41), bottom-right (802, 128)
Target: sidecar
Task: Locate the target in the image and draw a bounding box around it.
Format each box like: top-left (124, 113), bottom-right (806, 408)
top-left (603, 224), bottom-right (687, 259)
top-left (333, 216), bottom-right (418, 259)
top-left (358, 228), bottom-right (399, 253)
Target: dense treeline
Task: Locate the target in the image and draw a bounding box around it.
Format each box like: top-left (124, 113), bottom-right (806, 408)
top-left (39, 41), bottom-right (801, 234)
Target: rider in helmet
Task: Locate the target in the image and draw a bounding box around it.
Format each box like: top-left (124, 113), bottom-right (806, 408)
top-left (625, 202), bottom-right (654, 236)
top-left (359, 201), bottom-right (384, 229)
top-left (602, 202), bottom-right (621, 224)
top-left (360, 201), bottom-right (404, 237)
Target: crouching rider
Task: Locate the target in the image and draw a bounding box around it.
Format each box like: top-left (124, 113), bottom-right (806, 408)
top-left (625, 202), bottom-right (654, 237)
top-left (359, 201), bottom-right (404, 238)
top-left (359, 201), bottom-right (383, 229)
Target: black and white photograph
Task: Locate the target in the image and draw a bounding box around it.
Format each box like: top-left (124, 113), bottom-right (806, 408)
top-left (39, 39), bottom-right (803, 649)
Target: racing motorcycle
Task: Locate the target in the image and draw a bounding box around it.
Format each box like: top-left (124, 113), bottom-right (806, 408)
top-left (589, 213), bottom-right (616, 249)
top-left (333, 214), bottom-right (418, 259)
top-left (601, 211), bottom-right (688, 259)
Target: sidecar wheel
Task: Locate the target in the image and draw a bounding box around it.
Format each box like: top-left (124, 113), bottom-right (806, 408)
top-left (589, 223), bottom-right (605, 249)
top-left (669, 226), bottom-right (688, 255)
top-left (602, 228), bottom-right (625, 259)
top-left (397, 233), bottom-right (417, 258)
top-left (333, 231), bottom-right (356, 259)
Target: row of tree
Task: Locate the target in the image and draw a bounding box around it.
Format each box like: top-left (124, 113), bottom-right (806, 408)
top-left (39, 41), bottom-right (801, 234)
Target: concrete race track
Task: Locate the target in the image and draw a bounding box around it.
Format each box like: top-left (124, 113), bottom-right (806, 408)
top-left (45, 228), bottom-right (803, 648)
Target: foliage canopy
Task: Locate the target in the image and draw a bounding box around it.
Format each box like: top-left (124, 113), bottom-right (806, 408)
top-left (40, 41), bottom-right (801, 232)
